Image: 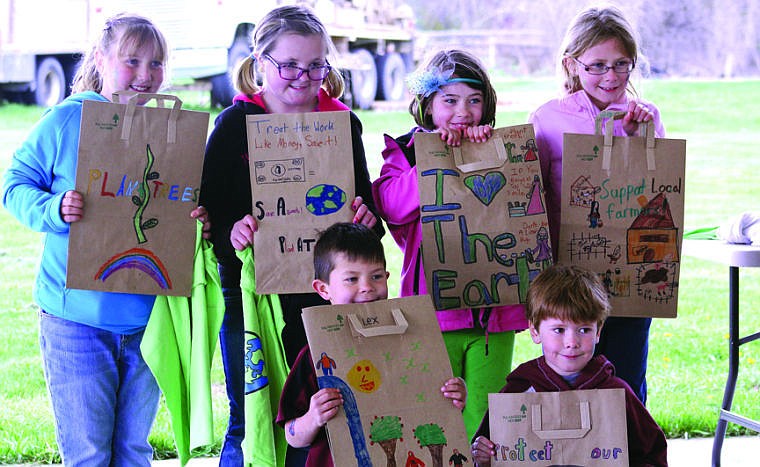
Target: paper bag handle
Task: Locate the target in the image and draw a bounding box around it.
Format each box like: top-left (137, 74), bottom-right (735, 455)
top-left (531, 401), bottom-right (591, 440)
top-left (114, 92), bottom-right (182, 144)
top-left (347, 308), bottom-right (408, 337)
top-left (452, 136), bottom-right (508, 173)
top-left (594, 110), bottom-right (656, 172)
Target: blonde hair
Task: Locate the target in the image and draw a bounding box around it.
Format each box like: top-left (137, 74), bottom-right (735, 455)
top-left (558, 3), bottom-right (639, 95)
top-left (71, 13), bottom-right (168, 94)
top-left (408, 49), bottom-right (497, 130)
top-left (526, 265), bottom-right (610, 329)
top-left (234, 4), bottom-right (344, 98)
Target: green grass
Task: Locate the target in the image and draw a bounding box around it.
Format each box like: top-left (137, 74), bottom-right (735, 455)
top-left (1, 79), bottom-right (759, 463)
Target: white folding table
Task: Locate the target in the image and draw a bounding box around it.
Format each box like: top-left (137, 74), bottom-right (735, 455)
top-left (682, 239), bottom-right (760, 466)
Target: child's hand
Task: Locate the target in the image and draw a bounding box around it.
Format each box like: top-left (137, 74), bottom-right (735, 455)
top-left (471, 435), bottom-right (496, 466)
top-left (622, 100), bottom-right (654, 136)
top-left (307, 387), bottom-right (343, 427)
top-left (284, 387), bottom-right (343, 448)
top-left (441, 376), bottom-right (467, 410)
top-left (463, 124), bottom-right (493, 143)
top-left (351, 196), bottom-right (377, 228)
top-left (60, 190), bottom-right (84, 223)
top-left (230, 214), bottom-right (257, 250)
top-left (437, 125), bottom-right (493, 146)
top-left (437, 127), bottom-right (463, 147)
top-left (190, 206), bottom-right (211, 239)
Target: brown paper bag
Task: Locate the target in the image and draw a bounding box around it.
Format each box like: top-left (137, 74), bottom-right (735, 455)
top-left (488, 389), bottom-right (628, 466)
top-left (560, 111), bottom-right (686, 318)
top-left (68, 93), bottom-right (209, 296)
top-left (246, 111), bottom-right (354, 294)
top-left (302, 295), bottom-right (470, 467)
top-left (414, 125), bottom-right (552, 311)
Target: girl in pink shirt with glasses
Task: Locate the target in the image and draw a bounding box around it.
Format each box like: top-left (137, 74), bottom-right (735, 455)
top-left (528, 4), bottom-right (666, 405)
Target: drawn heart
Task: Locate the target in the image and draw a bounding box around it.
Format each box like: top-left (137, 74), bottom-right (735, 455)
top-left (463, 172), bottom-right (506, 206)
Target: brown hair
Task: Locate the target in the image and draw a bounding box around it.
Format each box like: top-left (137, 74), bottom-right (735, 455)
top-left (313, 223), bottom-right (385, 282)
top-left (558, 3), bottom-right (639, 95)
top-left (408, 49), bottom-right (497, 130)
top-left (234, 4), bottom-right (344, 98)
top-left (526, 265), bottom-right (610, 329)
top-left (71, 13), bottom-right (168, 94)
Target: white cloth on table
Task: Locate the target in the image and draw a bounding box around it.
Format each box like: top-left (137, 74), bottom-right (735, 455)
top-left (718, 211), bottom-right (760, 245)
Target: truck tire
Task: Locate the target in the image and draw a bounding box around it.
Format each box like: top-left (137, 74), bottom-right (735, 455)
top-left (375, 52), bottom-right (407, 101)
top-left (348, 49), bottom-right (377, 110)
top-left (34, 57), bottom-right (66, 107)
top-left (211, 37), bottom-right (250, 107)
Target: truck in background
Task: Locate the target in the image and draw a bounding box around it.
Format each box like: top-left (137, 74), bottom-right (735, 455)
top-left (0, 0), bottom-right (414, 109)
top-left (1, 0), bottom-right (91, 107)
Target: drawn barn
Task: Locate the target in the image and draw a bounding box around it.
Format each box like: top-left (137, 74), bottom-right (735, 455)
top-left (626, 193), bottom-right (679, 263)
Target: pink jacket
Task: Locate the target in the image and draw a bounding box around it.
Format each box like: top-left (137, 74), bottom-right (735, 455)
top-left (372, 131), bottom-right (528, 333)
top-left (528, 90), bottom-right (666, 257)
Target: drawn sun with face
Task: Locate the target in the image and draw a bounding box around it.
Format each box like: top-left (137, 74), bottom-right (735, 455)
top-left (347, 359), bottom-right (382, 393)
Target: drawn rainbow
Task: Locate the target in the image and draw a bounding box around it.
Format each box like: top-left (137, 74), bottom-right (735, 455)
top-left (94, 247), bottom-right (173, 289)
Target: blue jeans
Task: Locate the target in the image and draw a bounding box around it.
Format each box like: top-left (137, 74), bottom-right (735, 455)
top-left (39, 311), bottom-right (159, 466)
top-left (219, 288), bottom-right (245, 466)
top-left (595, 316), bottom-right (651, 404)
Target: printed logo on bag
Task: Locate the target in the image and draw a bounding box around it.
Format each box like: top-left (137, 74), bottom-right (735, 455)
top-left (94, 113), bottom-right (120, 130)
top-left (499, 404), bottom-right (528, 423)
top-left (318, 313), bottom-right (347, 332)
top-left (574, 144), bottom-right (601, 161)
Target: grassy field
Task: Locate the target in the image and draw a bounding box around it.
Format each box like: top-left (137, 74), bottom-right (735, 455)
top-left (1, 79), bottom-right (759, 463)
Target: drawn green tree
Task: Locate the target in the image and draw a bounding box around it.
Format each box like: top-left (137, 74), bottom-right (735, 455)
top-left (131, 144), bottom-right (160, 243)
top-left (414, 423), bottom-right (447, 467)
top-left (505, 140), bottom-right (519, 162)
top-left (369, 415), bottom-right (403, 467)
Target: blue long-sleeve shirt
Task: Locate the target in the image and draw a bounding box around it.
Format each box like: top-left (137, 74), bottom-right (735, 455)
top-left (2, 91), bottom-right (155, 334)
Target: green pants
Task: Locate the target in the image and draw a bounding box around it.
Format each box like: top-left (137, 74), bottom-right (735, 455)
top-left (443, 328), bottom-right (515, 441)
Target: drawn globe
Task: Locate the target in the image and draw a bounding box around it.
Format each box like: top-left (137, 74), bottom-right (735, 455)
top-left (305, 184), bottom-right (346, 216)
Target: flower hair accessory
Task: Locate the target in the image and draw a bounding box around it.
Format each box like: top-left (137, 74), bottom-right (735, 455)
top-left (406, 65), bottom-right (482, 98)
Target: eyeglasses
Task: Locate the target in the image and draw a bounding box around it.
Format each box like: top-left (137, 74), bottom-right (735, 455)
top-left (572, 57), bottom-right (635, 75)
top-left (263, 54), bottom-right (332, 81)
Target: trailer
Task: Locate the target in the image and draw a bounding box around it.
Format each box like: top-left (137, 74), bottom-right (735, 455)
top-left (0, 0), bottom-right (414, 108)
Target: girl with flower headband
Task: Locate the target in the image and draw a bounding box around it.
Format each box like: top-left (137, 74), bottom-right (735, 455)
top-left (372, 49), bottom-right (528, 439)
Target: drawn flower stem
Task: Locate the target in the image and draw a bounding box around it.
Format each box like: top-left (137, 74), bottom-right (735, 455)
top-left (132, 144), bottom-right (160, 244)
